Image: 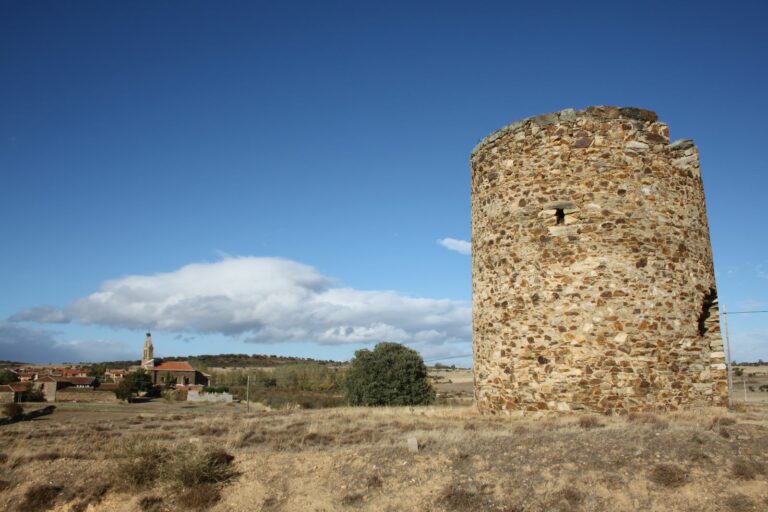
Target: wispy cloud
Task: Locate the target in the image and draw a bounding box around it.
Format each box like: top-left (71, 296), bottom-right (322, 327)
top-left (437, 238), bottom-right (471, 255)
top-left (9, 305), bottom-right (70, 323)
top-left (13, 257), bottom-right (471, 347)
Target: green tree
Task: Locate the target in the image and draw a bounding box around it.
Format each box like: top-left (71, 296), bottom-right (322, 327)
top-left (0, 369), bottom-right (15, 385)
top-left (342, 342), bottom-right (435, 406)
top-left (88, 364), bottom-right (107, 379)
top-left (114, 369), bottom-right (155, 401)
top-left (115, 380), bottom-right (134, 402)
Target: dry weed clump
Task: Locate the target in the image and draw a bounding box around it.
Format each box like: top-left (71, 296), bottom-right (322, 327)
top-left (725, 493), bottom-right (758, 512)
top-left (162, 445), bottom-right (235, 487)
top-left (577, 415), bottom-right (604, 429)
top-left (20, 483), bottom-right (63, 511)
top-left (648, 463), bottom-right (688, 487)
top-left (139, 495), bottom-right (164, 512)
top-left (340, 492), bottom-right (365, 506)
top-left (711, 416), bottom-right (738, 428)
top-left (194, 424), bottom-right (229, 436)
top-left (555, 487), bottom-right (583, 506)
top-left (732, 458), bottom-right (765, 480)
top-left (66, 481), bottom-right (111, 512)
top-left (27, 452), bottom-right (61, 462)
top-left (365, 474), bottom-right (383, 489)
top-left (176, 483), bottom-right (221, 510)
top-left (627, 412), bottom-right (668, 429)
top-left (112, 439), bottom-right (168, 489)
top-left (234, 428), bottom-right (266, 447)
top-left (438, 483), bottom-right (492, 511)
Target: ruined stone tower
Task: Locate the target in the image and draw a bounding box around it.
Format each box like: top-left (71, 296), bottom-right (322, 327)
top-left (471, 106), bottom-right (727, 414)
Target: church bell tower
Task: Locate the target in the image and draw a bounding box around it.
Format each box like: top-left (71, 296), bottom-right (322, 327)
top-left (142, 331), bottom-right (155, 369)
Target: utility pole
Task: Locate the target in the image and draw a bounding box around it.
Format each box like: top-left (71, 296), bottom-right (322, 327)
top-left (723, 304), bottom-right (734, 409)
top-left (246, 374), bottom-right (250, 413)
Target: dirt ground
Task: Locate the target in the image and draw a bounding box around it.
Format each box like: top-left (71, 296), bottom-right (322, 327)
top-left (1, 397), bottom-right (767, 512)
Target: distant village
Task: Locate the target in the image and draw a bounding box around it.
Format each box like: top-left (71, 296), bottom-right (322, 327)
top-left (0, 332), bottom-right (214, 403)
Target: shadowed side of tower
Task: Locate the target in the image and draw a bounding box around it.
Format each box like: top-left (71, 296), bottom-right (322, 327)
top-left (470, 106), bottom-right (727, 414)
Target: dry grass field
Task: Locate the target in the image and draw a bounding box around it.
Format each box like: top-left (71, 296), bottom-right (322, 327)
top-left (1, 396), bottom-right (767, 512)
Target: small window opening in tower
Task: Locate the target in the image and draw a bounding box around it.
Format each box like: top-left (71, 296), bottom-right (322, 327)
top-left (555, 208), bottom-right (565, 225)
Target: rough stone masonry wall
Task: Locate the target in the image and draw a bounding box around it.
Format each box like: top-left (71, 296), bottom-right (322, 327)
top-left (471, 106), bottom-right (727, 414)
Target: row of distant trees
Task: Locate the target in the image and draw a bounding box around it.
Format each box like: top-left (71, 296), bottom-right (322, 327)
top-left (112, 342), bottom-right (435, 407)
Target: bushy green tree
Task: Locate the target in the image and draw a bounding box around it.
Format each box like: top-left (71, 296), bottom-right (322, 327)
top-left (88, 364), bottom-right (107, 379)
top-left (342, 342), bottom-right (435, 406)
top-left (0, 369), bottom-right (16, 385)
top-left (115, 380), bottom-right (133, 401)
top-left (114, 369), bottom-right (155, 401)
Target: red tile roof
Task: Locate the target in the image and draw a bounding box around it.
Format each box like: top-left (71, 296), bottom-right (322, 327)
top-left (36, 376), bottom-right (57, 383)
top-left (0, 385), bottom-right (14, 393)
top-left (9, 382), bottom-right (31, 391)
top-left (151, 361), bottom-right (195, 372)
top-left (58, 377), bottom-right (97, 385)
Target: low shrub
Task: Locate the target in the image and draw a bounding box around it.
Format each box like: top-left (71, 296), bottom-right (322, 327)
top-left (139, 496), bottom-right (164, 512)
top-left (162, 445), bottom-right (234, 487)
top-left (732, 458), bottom-right (765, 480)
top-left (577, 416), bottom-right (604, 429)
top-left (340, 492), bottom-right (364, 506)
top-left (20, 484), bottom-right (63, 511)
top-left (725, 493), bottom-right (758, 512)
top-left (177, 483), bottom-right (221, 510)
top-left (112, 439), bottom-right (167, 489)
top-left (28, 452), bottom-right (60, 462)
top-left (628, 412), bottom-right (668, 429)
top-left (439, 483), bottom-right (486, 511)
top-left (648, 463), bottom-right (687, 487)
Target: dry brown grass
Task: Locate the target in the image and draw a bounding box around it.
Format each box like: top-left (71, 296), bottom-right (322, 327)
top-left (1, 402), bottom-right (767, 511)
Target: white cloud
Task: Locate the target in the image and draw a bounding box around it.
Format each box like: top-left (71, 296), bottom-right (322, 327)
top-left (18, 257), bottom-right (471, 346)
top-left (438, 238), bottom-right (471, 255)
top-left (0, 323), bottom-right (134, 363)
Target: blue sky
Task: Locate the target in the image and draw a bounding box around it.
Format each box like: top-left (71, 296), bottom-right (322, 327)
top-left (1, 1), bottom-right (766, 365)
